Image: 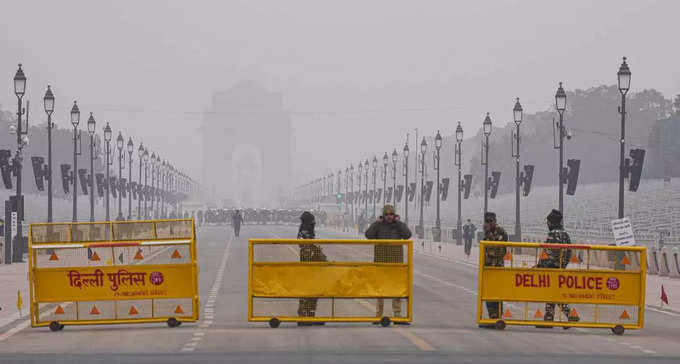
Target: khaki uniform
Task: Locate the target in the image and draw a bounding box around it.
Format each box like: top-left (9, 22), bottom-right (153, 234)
top-left (483, 225), bottom-right (508, 319)
top-left (365, 218), bottom-right (411, 318)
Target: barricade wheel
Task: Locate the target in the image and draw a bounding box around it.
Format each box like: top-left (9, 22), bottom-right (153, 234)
top-left (495, 320), bottom-right (506, 330)
top-left (380, 317), bottom-right (391, 327)
top-left (612, 325), bottom-right (625, 335)
top-left (269, 318), bottom-right (281, 328)
top-left (49, 321), bottom-right (62, 332)
top-left (167, 318), bottom-right (181, 328)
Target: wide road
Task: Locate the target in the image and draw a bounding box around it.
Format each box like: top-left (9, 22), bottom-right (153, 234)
top-left (1, 224), bottom-right (679, 363)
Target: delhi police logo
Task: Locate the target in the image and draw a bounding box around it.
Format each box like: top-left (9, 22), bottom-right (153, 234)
top-left (150, 271), bottom-right (164, 286)
top-left (606, 277), bottom-right (620, 290)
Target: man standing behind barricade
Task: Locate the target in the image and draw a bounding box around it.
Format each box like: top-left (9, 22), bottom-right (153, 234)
top-left (463, 219), bottom-right (476, 258)
top-left (365, 204), bottom-right (412, 325)
top-left (232, 209), bottom-right (244, 237)
top-left (538, 209), bottom-right (578, 326)
top-left (479, 212), bottom-right (508, 329)
top-left (297, 211), bottom-right (326, 326)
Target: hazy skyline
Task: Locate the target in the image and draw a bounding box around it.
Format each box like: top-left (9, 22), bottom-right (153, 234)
top-left (1, 0), bottom-right (678, 191)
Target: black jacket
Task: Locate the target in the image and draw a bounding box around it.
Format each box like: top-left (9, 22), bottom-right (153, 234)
top-left (365, 219), bottom-right (412, 240)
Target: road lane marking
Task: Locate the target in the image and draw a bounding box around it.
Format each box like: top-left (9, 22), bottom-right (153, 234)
top-left (394, 327), bottom-right (435, 351)
top-left (180, 232), bottom-right (233, 353)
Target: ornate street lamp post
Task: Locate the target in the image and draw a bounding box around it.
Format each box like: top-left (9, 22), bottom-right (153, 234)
top-left (403, 142), bottom-right (409, 225)
top-left (103, 122), bottom-right (112, 221)
top-left (143, 148), bottom-right (149, 219)
top-left (372, 156), bottom-right (377, 218)
top-left (137, 143), bottom-right (145, 220)
top-left (617, 57), bottom-right (631, 219)
top-left (455, 122), bottom-right (463, 246)
top-left (116, 132), bottom-right (125, 220)
top-left (43, 85), bottom-right (55, 222)
top-left (555, 83), bottom-right (567, 213)
top-left (382, 153), bottom-right (388, 207)
top-left (87, 113), bottom-right (96, 222)
top-left (434, 131), bottom-right (442, 242)
top-left (11, 64), bottom-right (28, 261)
top-left (482, 113), bottom-right (492, 214)
top-left (71, 102), bottom-right (82, 222)
top-left (513, 98), bottom-right (523, 240)
top-left (418, 137), bottom-right (427, 238)
top-left (127, 137), bottom-right (134, 220)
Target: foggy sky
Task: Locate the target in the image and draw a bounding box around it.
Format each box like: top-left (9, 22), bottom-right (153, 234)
top-left (1, 0), bottom-right (678, 189)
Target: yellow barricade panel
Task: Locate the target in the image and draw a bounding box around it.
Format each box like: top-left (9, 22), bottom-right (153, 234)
top-left (29, 219), bottom-right (198, 328)
top-left (249, 239), bottom-right (413, 323)
top-left (481, 269), bottom-right (641, 305)
top-left (252, 263), bottom-right (409, 298)
top-left (477, 241), bottom-right (646, 331)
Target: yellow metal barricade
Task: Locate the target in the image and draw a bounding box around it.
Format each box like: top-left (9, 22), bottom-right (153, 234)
top-left (248, 239), bottom-right (413, 327)
top-left (28, 219), bottom-right (198, 331)
top-left (477, 241), bottom-right (646, 335)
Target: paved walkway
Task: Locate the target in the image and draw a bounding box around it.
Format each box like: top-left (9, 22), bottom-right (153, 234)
top-left (0, 262), bottom-right (29, 330)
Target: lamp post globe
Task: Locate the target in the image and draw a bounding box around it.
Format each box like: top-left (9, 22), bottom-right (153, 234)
top-left (555, 82), bottom-right (567, 114)
top-left (104, 123), bottom-right (112, 142)
top-left (127, 137), bottom-right (134, 154)
top-left (483, 113), bottom-right (492, 136)
top-left (43, 85), bottom-right (54, 114)
top-left (514, 97), bottom-right (523, 125)
top-left (70, 101), bottom-right (81, 127)
top-left (14, 64), bottom-right (26, 97)
top-left (456, 122), bottom-right (463, 143)
top-left (117, 132), bottom-right (124, 151)
top-left (618, 56), bottom-right (631, 94)
top-left (87, 112), bottom-right (96, 135)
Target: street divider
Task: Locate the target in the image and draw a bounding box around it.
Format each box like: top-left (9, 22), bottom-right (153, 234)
top-left (477, 241), bottom-right (646, 335)
top-left (248, 238), bottom-right (413, 327)
top-left (28, 219), bottom-right (198, 331)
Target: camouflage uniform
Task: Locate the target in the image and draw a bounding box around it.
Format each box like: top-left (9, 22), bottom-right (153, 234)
top-left (483, 225), bottom-right (508, 319)
top-left (297, 229), bottom-right (327, 317)
top-left (538, 227), bottom-right (575, 321)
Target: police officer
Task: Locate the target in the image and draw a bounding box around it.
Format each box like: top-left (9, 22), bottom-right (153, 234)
top-left (479, 212), bottom-right (508, 329)
top-left (365, 204), bottom-right (412, 325)
top-left (297, 211), bottom-right (326, 326)
top-left (463, 219), bottom-right (476, 257)
top-left (538, 209), bottom-right (578, 326)
top-left (232, 209), bottom-right (244, 237)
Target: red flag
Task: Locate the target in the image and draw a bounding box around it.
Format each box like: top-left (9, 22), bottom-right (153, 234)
top-left (661, 285), bottom-right (669, 305)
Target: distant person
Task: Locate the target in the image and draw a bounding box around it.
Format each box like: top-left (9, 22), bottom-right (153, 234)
top-left (232, 210), bottom-right (244, 237)
top-left (297, 211), bottom-right (326, 326)
top-left (357, 213), bottom-right (366, 234)
top-left (537, 209), bottom-right (577, 327)
top-left (463, 219), bottom-right (476, 257)
top-left (479, 212), bottom-right (507, 329)
top-left (365, 204), bottom-right (412, 325)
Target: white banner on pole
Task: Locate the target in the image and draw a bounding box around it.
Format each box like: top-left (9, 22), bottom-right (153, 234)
top-left (611, 217), bottom-right (636, 246)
